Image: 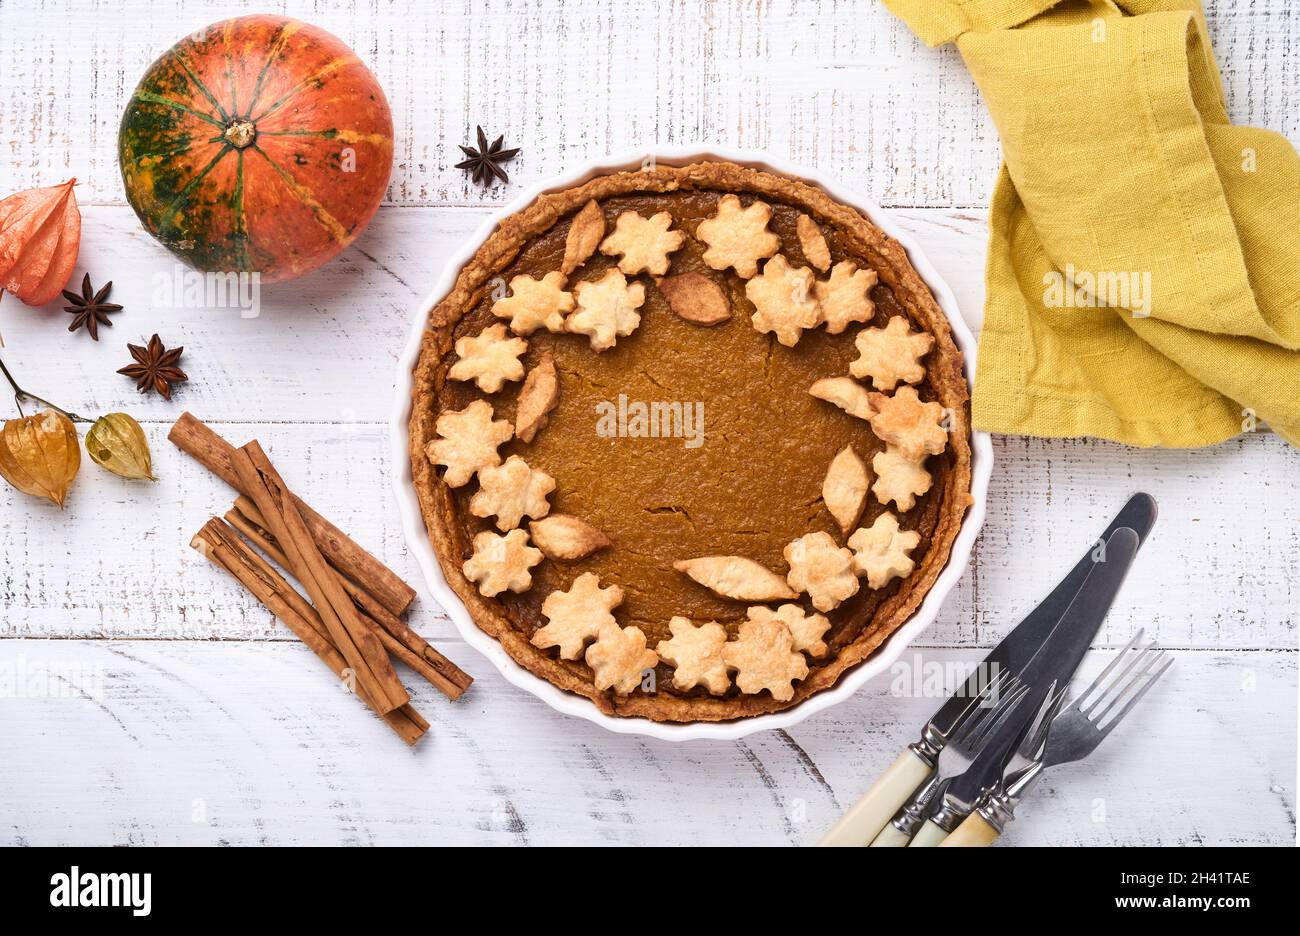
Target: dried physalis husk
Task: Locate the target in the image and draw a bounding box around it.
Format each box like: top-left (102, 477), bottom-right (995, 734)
top-left (86, 412), bottom-right (156, 481)
top-left (0, 179), bottom-right (81, 306)
top-left (0, 409), bottom-right (81, 507)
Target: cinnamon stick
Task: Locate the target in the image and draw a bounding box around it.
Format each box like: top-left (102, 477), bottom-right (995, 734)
top-left (168, 412), bottom-right (416, 617)
top-left (191, 519), bottom-right (427, 745)
top-left (231, 441), bottom-right (409, 714)
top-left (202, 518), bottom-right (434, 717)
top-left (226, 499), bottom-right (472, 700)
top-left (346, 575), bottom-right (475, 700)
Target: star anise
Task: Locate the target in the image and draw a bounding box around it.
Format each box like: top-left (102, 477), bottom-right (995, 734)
top-left (455, 126), bottom-right (520, 186)
top-left (63, 274), bottom-right (123, 341)
top-left (117, 334), bottom-right (188, 400)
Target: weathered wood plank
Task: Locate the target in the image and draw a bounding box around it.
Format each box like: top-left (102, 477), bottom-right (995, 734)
top-left (2, 420), bottom-right (1294, 649)
top-left (0, 205), bottom-right (986, 422)
top-left (1, 0), bottom-right (1293, 209)
top-left (0, 641), bottom-right (1290, 845)
top-left (1, 0), bottom-right (1296, 850)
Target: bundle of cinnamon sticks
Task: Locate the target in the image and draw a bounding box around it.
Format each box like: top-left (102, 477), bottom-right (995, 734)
top-left (173, 413), bottom-right (471, 745)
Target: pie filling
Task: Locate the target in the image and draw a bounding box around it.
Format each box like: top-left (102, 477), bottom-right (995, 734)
top-left (411, 164), bottom-right (971, 721)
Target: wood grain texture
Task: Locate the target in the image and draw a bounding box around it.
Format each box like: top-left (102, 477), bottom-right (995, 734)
top-left (0, 205), bottom-right (988, 421)
top-left (0, 0), bottom-right (1296, 847)
top-left (0, 641), bottom-right (1291, 846)
top-left (2, 420), bottom-right (1296, 652)
top-left (1, 1), bottom-right (1294, 209)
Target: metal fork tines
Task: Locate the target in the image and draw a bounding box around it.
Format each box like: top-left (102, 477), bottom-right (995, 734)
top-left (1045, 629), bottom-right (1173, 765)
top-left (939, 675), bottom-right (1029, 773)
top-left (1001, 682), bottom-right (1067, 787)
top-left (870, 671), bottom-right (1027, 845)
top-left (979, 630), bottom-right (1172, 831)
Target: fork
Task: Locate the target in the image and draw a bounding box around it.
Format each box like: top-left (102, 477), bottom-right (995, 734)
top-left (940, 630), bottom-right (1173, 847)
top-left (869, 670), bottom-right (1027, 846)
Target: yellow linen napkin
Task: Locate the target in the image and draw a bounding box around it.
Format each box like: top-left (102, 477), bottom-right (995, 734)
top-left (883, 0), bottom-right (1300, 449)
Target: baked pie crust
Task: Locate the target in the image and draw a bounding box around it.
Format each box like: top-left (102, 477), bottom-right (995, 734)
top-left (410, 161), bottom-right (972, 722)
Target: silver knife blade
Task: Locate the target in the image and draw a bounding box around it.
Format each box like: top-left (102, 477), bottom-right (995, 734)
top-left (927, 493), bottom-right (1156, 740)
top-left (938, 526), bottom-right (1142, 814)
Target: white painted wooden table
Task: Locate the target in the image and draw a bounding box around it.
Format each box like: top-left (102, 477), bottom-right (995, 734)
top-left (1, 1), bottom-right (1295, 847)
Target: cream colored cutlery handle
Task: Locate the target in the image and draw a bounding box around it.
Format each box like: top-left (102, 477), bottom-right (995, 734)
top-left (938, 813), bottom-right (1000, 847)
top-left (907, 819), bottom-right (950, 847)
top-left (868, 822), bottom-right (914, 847)
top-left (817, 750), bottom-right (931, 847)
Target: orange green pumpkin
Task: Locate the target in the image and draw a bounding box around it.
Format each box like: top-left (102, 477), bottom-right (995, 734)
top-left (119, 15), bottom-right (393, 283)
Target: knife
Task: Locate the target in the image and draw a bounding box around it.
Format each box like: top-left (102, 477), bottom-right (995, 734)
top-left (908, 526), bottom-right (1142, 846)
top-left (818, 492), bottom-right (1156, 847)
top-left (941, 631), bottom-right (1173, 847)
top-left (872, 503), bottom-right (1157, 847)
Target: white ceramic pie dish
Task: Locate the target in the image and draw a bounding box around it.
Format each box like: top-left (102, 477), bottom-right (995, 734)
top-left (391, 147), bottom-right (993, 742)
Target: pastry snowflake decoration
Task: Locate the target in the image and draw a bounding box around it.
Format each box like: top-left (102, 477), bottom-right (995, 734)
top-left (809, 376), bottom-right (875, 421)
top-left (872, 445), bottom-right (933, 511)
top-left (850, 315), bottom-right (934, 391)
top-left (822, 445), bottom-right (870, 535)
top-left (815, 261), bottom-right (878, 335)
top-left (568, 269), bottom-right (646, 351)
top-left (746, 254), bottom-right (821, 347)
top-left (722, 617), bottom-right (809, 702)
top-left (656, 617), bottom-right (731, 695)
top-left (784, 531), bottom-right (859, 612)
top-left (673, 555), bottom-right (798, 602)
top-left (531, 572), bottom-right (624, 660)
top-left (599, 210), bottom-right (684, 276)
top-left (448, 323), bottom-right (528, 393)
top-left (849, 512), bottom-right (920, 589)
top-left (492, 271), bottom-right (574, 334)
top-left (586, 621), bottom-right (660, 695)
top-left (867, 386), bottom-right (948, 462)
top-left (463, 529), bottom-right (544, 597)
top-left (696, 194), bottom-right (780, 278)
top-left (746, 604), bottom-right (831, 659)
top-left (470, 455), bottom-right (556, 531)
top-left (426, 400), bottom-right (513, 487)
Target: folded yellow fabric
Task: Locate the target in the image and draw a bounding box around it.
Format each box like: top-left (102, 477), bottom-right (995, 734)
top-left (884, 0), bottom-right (1300, 449)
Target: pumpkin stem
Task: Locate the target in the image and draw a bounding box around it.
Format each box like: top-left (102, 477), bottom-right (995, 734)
top-left (223, 119), bottom-right (257, 150)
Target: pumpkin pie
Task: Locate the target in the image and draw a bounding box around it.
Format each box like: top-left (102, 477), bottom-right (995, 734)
top-left (409, 161), bottom-right (972, 722)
